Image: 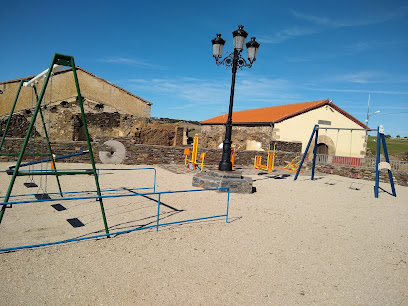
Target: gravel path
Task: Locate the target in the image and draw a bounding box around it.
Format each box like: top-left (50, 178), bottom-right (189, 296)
top-left (1, 162), bottom-right (407, 305)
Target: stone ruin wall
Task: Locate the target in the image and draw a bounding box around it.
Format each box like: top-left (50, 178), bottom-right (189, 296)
top-left (199, 124), bottom-right (276, 150)
top-left (0, 104), bottom-right (184, 146)
top-left (1, 137), bottom-right (406, 187)
top-left (1, 114), bottom-right (407, 186)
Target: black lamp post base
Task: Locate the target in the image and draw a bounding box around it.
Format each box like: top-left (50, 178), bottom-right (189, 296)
top-left (219, 160), bottom-right (233, 172)
top-left (219, 136), bottom-right (233, 171)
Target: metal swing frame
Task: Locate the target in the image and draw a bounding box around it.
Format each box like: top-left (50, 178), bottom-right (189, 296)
top-left (0, 53), bottom-right (110, 235)
top-left (294, 124), bottom-right (396, 198)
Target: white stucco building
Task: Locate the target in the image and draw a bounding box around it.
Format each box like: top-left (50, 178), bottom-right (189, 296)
top-left (201, 99), bottom-right (368, 158)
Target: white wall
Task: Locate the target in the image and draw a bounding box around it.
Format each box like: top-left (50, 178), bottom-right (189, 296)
top-left (275, 105), bottom-right (366, 157)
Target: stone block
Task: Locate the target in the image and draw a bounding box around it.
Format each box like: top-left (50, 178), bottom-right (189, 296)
top-left (192, 171), bottom-right (253, 194)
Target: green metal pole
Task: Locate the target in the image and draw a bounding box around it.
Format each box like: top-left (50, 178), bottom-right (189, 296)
top-left (0, 54), bottom-right (57, 225)
top-left (69, 55), bottom-right (110, 236)
top-left (0, 79), bottom-right (30, 151)
top-left (33, 85), bottom-right (63, 197)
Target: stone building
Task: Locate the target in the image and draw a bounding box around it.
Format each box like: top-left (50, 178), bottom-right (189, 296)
top-left (201, 99), bottom-right (368, 158)
top-left (0, 67), bottom-right (152, 117)
top-left (0, 67), bottom-right (188, 144)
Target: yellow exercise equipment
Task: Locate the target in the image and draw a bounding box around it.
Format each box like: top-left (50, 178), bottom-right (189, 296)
top-left (50, 154), bottom-right (56, 175)
top-left (231, 144), bottom-right (242, 170)
top-left (254, 144), bottom-right (275, 173)
top-left (184, 134), bottom-right (206, 172)
top-left (280, 156), bottom-right (303, 173)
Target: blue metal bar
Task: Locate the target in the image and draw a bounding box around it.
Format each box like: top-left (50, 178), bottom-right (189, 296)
top-left (1, 214), bottom-right (232, 253)
top-left (375, 127), bottom-right (381, 198)
top-left (0, 168), bottom-right (157, 200)
top-left (9, 170), bottom-right (94, 176)
top-left (158, 214), bottom-right (227, 229)
top-left (0, 187), bottom-right (153, 200)
top-left (225, 189), bottom-right (230, 223)
top-left (1, 167), bottom-right (156, 173)
top-left (1, 188), bottom-right (229, 206)
top-left (156, 193), bottom-right (161, 232)
top-left (153, 171), bottom-right (156, 193)
top-left (295, 125), bottom-right (319, 180)
top-left (311, 127), bottom-right (319, 180)
top-left (0, 223), bottom-right (158, 253)
top-left (0, 187), bottom-right (230, 252)
top-left (8, 150), bottom-right (88, 170)
top-left (374, 130), bottom-right (397, 198)
top-left (381, 133), bottom-right (396, 197)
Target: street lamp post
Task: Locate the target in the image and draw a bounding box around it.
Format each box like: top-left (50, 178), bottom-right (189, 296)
top-left (365, 110), bottom-right (380, 128)
top-left (364, 95), bottom-right (380, 156)
top-left (365, 94), bottom-right (380, 129)
top-left (212, 25), bottom-right (260, 171)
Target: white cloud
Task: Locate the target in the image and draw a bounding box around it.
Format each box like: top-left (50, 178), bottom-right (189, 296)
top-left (345, 40), bottom-right (408, 53)
top-left (97, 56), bottom-right (163, 69)
top-left (291, 6), bottom-right (408, 28)
top-left (331, 71), bottom-right (385, 84)
top-left (261, 6), bottom-right (408, 44)
top-left (258, 27), bottom-right (318, 44)
top-left (290, 10), bottom-right (348, 27)
top-left (235, 77), bottom-right (301, 102)
top-left (123, 75), bottom-right (304, 113)
top-left (306, 87), bottom-right (408, 95)
top-left (126, 77), bottom-right (229, 106)
top-left (286, 40), bottom-right (408, 63)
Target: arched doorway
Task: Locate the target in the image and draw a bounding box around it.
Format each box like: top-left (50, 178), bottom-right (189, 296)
top-left (316, 143), bottom-right (328, 155)
top-left (72, 115), bottom-right (92, 141)
top-left (316, 143), bottom-right (328, 162)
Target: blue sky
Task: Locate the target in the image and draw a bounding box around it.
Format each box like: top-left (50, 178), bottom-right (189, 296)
top-left (1, 0), bottom-right (407, 136)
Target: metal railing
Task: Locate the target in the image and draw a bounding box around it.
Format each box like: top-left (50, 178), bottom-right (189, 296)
top-left (0, 187), bottom-right (230, 252)
top-left (312, 154), bottom-right (408, 171)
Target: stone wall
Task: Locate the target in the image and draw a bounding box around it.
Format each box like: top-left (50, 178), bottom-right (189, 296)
top-left (0, 137), bottom-right (303, 167)
top-left (127, 122), bottom-right (184, 146)
top-left (313, 163), bottom-right (408, 188)
top-left (0, 114), bottom-right (40, 138)
top-left (200, 125), bottom-right (277, 150)
top-left (201, 124), bottom-right (273, 135)
top-left (0, 112), bottom-right (184, 146)
top-left (1, 137), bottom-right (407, 186)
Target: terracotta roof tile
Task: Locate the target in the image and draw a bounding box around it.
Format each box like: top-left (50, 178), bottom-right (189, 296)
top-left (201, 99), bottom-right (366, 128)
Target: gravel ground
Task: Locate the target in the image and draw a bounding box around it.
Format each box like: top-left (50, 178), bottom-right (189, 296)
top-left (1, 162), bottom-right (407, 305)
